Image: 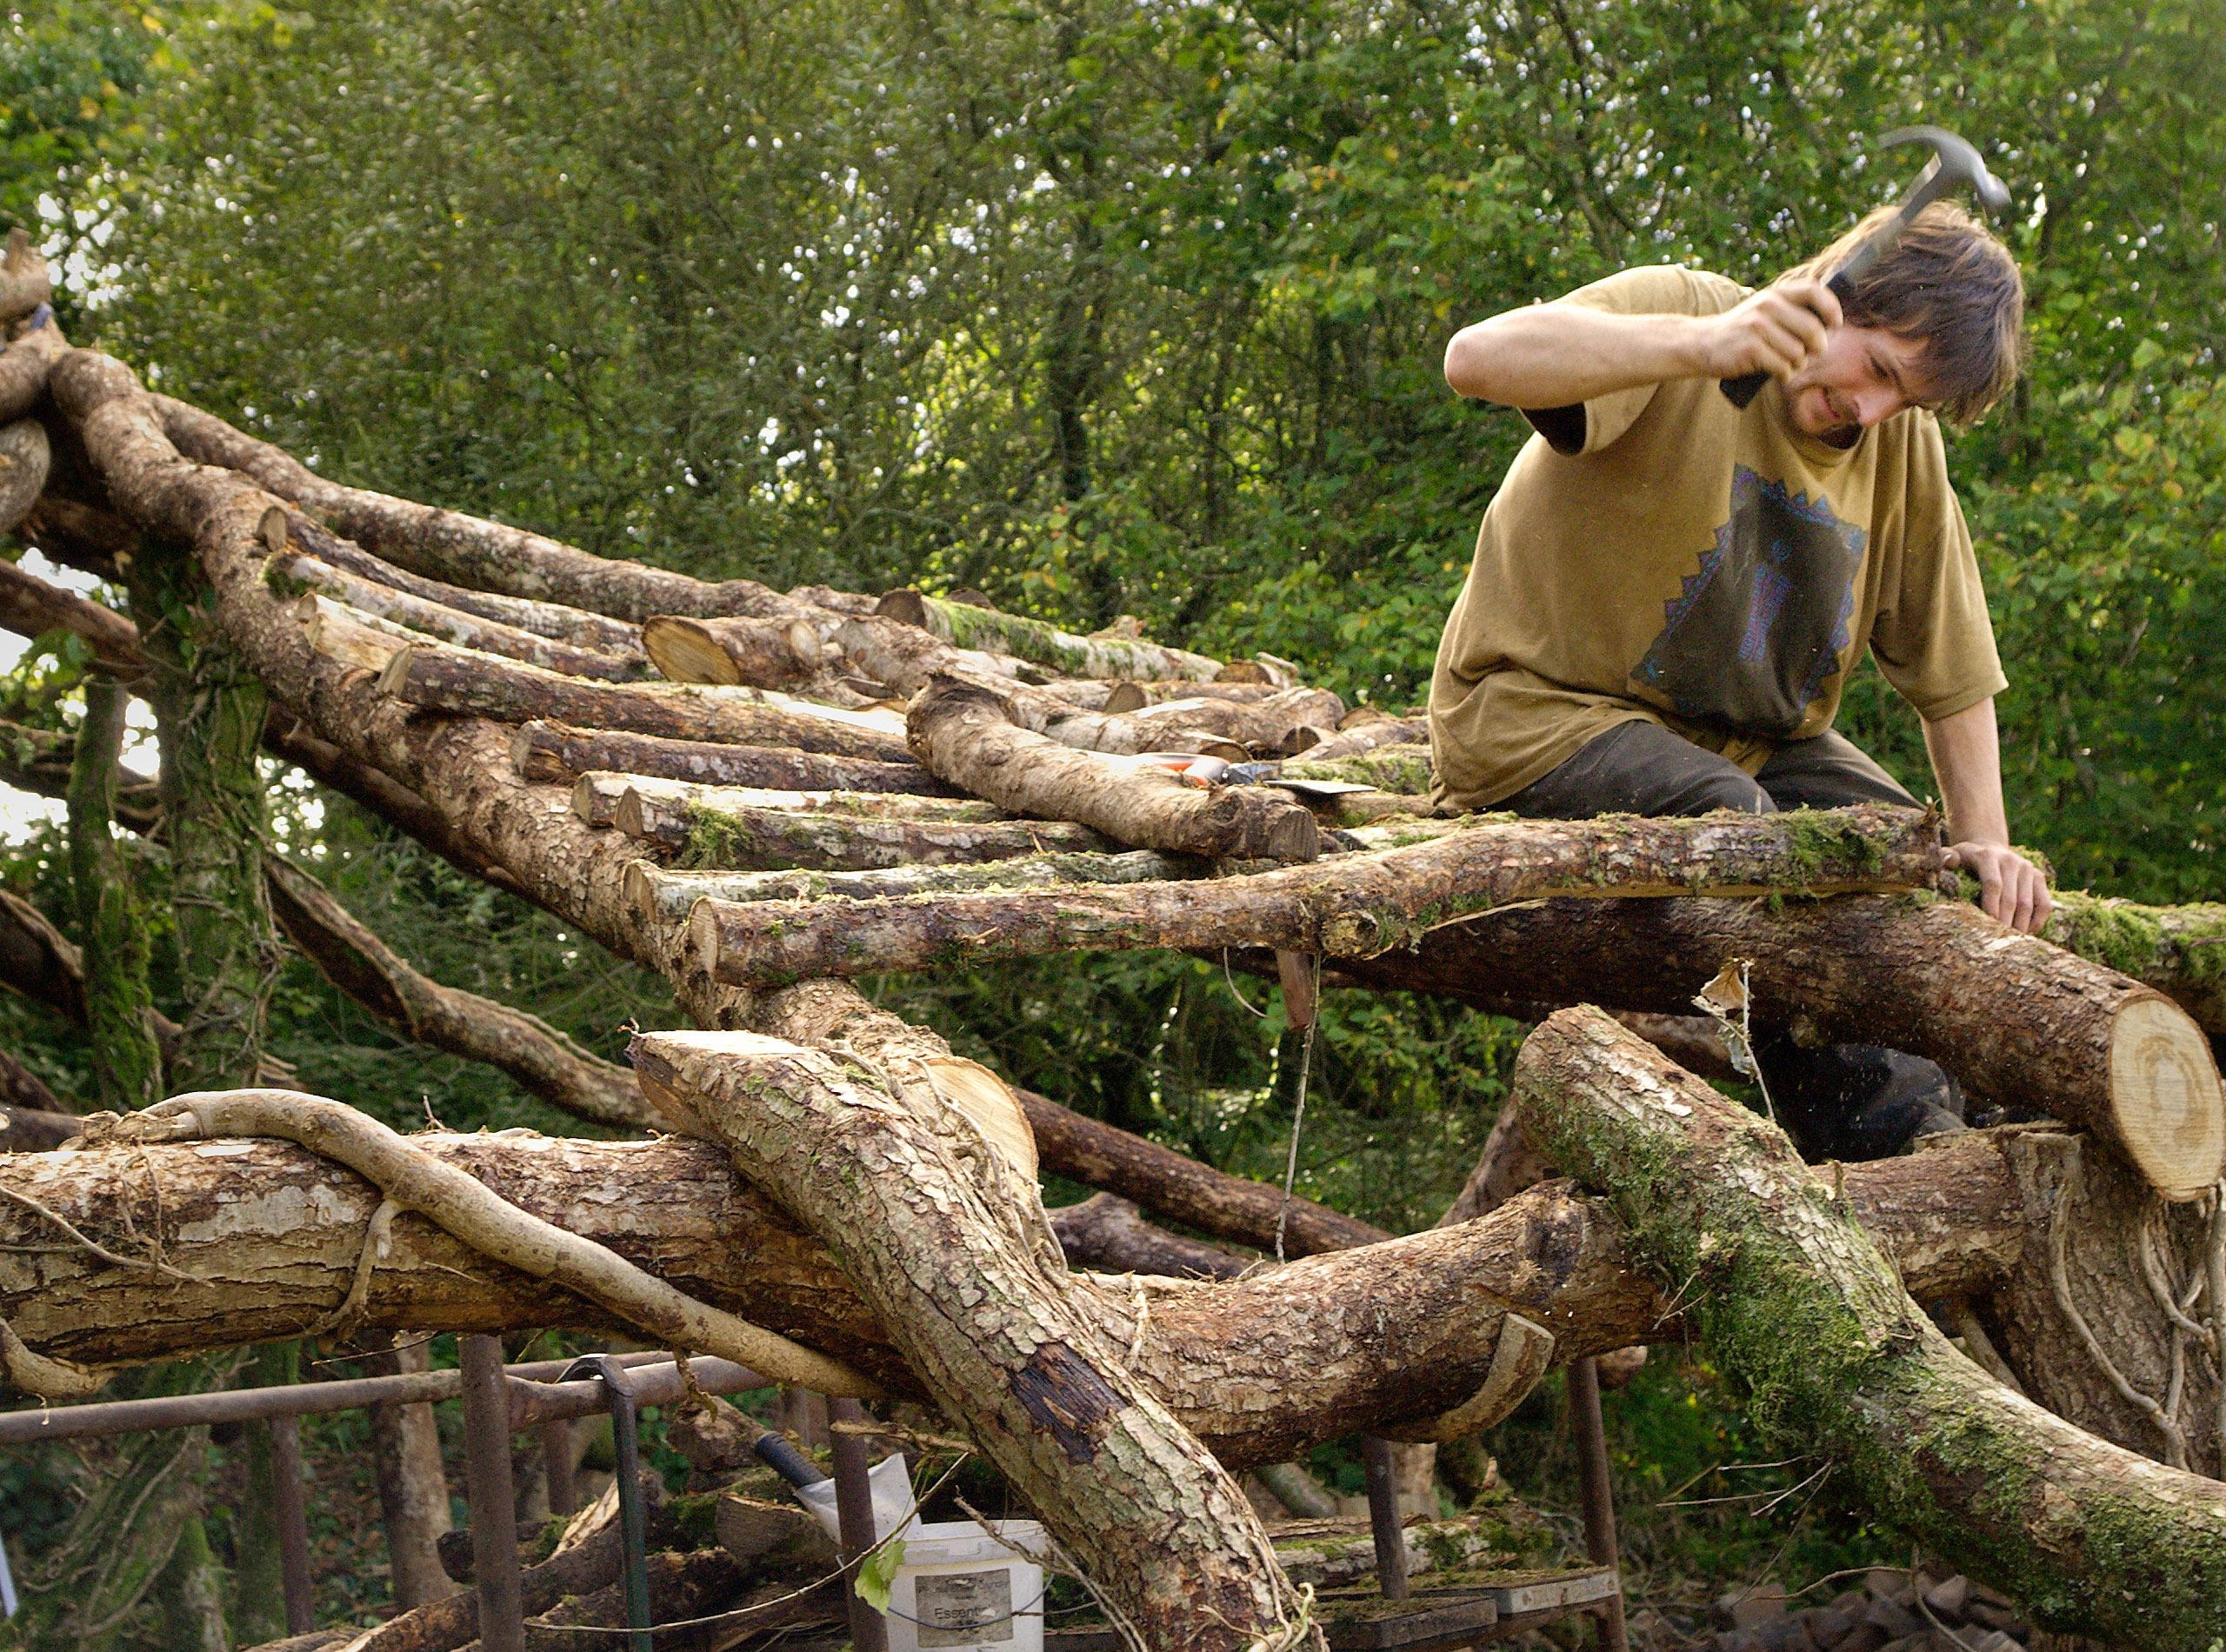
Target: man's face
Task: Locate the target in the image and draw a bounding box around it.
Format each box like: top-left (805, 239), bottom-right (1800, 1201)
top-left (1783, 324), bottom-right (1937, 445)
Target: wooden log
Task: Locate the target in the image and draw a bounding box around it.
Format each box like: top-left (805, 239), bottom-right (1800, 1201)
top-left (270, 551), bottom-right (648, 682)
top-left (153, 394), bottom-right (801, 623)
top-left (0, 230), bottom-right (51, 324)
top-left (0, 714), bottom-right (159, 831)
top-left (1341, 893), bottom-right (2226, 1202)
top-left (279, 510), bottom-right (648, 656)
top-left (825, 610), bottom-right (1034, 694)
top-left (0, 1122), bottom-right (2043, 1452)
top-left (1010, 680), bottom-right (1350, 756)
top-left (263, 855), bottom-right (657, 1131)
top-left (1283, 745), bottom-right (1436, 797)
top-left (375, 641), bottom-right (913, 760)
top-left (1514, 1006), bottom-right (2226, 1652)
top-left (2, 1101), bottom-right (80, 1150)
top-left (0, 553), bottom-right (143, 677)
top-left (599, 772), bottom-right (1111, 870)
top-left (688, 806), bottom-right (1943, 988)
top-left (909, 675), bottom-right (1322, 862)
top-left (0, 307), bottom-right (66, 424)
top-left (2045, 889), bottom-right (2226, 1042)
top-left (624, 849), bottom-right (1202, 926)
top-left (630, 1029), bottom-right (1320, 1652)
top-left (1294, 717), bottom-right (1429, 763)
top-left (877, 586), bottom-right (1220, 681)
top-left (1048, 1192), bottom-right (1255, 1279)
top-left (510, 718), bottom-right (947, 794)
top-left (0, 416), bottom-right (48, 536)
top-left (1021, 1087), bottom-right (1383, 1259)
top-left (640, 612), bottom-right (836, 689)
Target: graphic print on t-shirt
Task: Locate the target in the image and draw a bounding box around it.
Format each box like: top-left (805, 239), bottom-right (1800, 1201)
top-left (1630, 466), bottom-right (1865, 737)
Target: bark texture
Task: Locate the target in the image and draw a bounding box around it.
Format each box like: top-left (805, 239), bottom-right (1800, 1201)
top-left (1514, 1006), bottom-right (2226, 1652)
top-left (0, 553), bottom-right (143, 677)
top-left (0, 306), bottom-right (65, 424)
top-left (67, 678), bottom-right (161, 1109)
top-left (639, 612), bottom-right (837, 688)
top-left (908, 675), bottom-right (1322, 861)
top-left (625, 849), bottom-right (1196, 925)
top-left (630, 1029), bottom-right (1323, 1652)
top-left (689, 806), bottom-right (1943, 987)
top-left (1343, 893), bottom-right (2226, 1200)
top-left (0, 416), bottom-right (48, 534)
top-left (878, 587), bottom-right (1221, 681)
top-left (2047, 889), bottom-right (2226, 1042)
top-left (359, 1336), bottom-right (459, 1611)
top-left (510, 717), bottom-right (945, 793)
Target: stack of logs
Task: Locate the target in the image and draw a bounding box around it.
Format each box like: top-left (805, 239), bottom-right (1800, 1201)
top-left (0, 234), bottom-right (2224, 1652)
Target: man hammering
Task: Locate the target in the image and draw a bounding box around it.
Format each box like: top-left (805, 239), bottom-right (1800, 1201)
top-left (1431, 129), bottom-right (2049, 1159)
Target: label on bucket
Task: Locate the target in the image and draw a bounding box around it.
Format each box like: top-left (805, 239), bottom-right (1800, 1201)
top-left (914, 1567), bottom-right (1015, 1646)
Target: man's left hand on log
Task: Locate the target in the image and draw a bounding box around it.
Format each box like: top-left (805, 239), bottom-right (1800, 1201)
top-left (1945, 839), bottom-right (2051, 935)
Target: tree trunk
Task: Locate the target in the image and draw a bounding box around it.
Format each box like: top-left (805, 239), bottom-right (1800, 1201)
top-left (995, 677), bottom-right (1349, 757)
top-left (0, 552), bottom-right (143, 677)
top-left (877, 587), bottom-right (1221, 681)
top-left (825, 610), bottom-right (1033, 695)
top-left (263, 855), bottom-right (656, 1131)
top-left (0, 229), bottom-right (52, 323)
top-left (907, 675), bottom-right (1321, 861)
top-left (624, 849), bottom-right (1196, 925)
top-left (639, 612), bottom-right (838, 689)
top-left (686, 806), bottom-right (1943, 987)
top-left (0, 309), bottom-right (66, 424)
top-left (1047, 1191), bottom-right (1254, 1278)
top-left (1343, 893), bottom-right (2226, 1201)
top-left (1513, 1005), bottom-right (2226, 1652)
top-left (67, 678), bottom-right (162, 1108)
top-left (374, 641), bottom-right (913, 760)
top-left (1287, 717), bottom-right (1430, 763)
top-left (510, 716), bottom-right (945, 795)
top-left (2, 1099), bottom-right (81, 1148)
top-left (0, 417), bottom-right (49, 535)
top-left (232, 1342), bottom-right (300, 1648)
top-left (0, 712), bottom-right (159, 830)
top-left (630, 1029), bottom-right (1324, 1652)
top-left (360, 1336), bottom-right (459, 1612)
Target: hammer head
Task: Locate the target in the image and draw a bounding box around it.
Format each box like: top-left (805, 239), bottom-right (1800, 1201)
top-left (1879, 124), bottom-right (2012, 216)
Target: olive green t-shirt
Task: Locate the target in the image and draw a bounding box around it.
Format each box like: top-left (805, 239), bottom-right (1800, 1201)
top-left (1428, 264), bottom-right (2006, 810)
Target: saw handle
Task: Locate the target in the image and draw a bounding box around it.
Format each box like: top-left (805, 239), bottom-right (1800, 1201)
top-left (1718, 269), bottom-right (1859, 409)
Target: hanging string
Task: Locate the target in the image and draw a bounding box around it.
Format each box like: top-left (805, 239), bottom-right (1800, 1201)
top-left (1273, 952), bottom-right (1323, 1264)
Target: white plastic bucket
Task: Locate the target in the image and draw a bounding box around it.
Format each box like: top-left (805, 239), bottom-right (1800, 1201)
top-left (882, 1518), bottom-right (1048, 1652)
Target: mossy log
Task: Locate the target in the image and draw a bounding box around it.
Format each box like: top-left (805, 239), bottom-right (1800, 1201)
top-left (624, 849), bottom-right (1201, 925)
top-left (374, 641), bottom-right (914, 760)
top-left (2047, 889), bottom-right (2226, 1041)
top-left (277, 510), bottom-right (648, 656)
top-left (271, 550), bottom-right (648, 681)
top-left (878, 586), bottom-right (1221, 681)
top-left (263, 855), bottom-right (656, 1131)
top-left (510, 717), bottom-right (946, 794)
top-left (0, 712), bottom-right (159, 829)
top-left (1514, 1005), bottom-right (2226, 1651)
top-left (909, 674), bottom-right (1322, 862)
top-left (1341, 893), bottom-right (2226, 1202)
top-left (687, 805), bottom-right (1942, 988)
top-left (826, 610), bottom-right (1038, 694)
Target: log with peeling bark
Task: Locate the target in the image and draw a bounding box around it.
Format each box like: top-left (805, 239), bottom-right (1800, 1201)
top-left (263, 855), bottom-right (656, 1131)
top-left (510, 717), bottom-right (948, 794)
top-left (824, 610), bottom-right (1034, 694)
top-left (0, 553), bottom-right (141, 676)
top-left (0, 1119), bottom-right (2051, 1452)
top-left (623, 849), bottom-right (1202, 925)
top-left (270, 550), bottom-right (649, 681)
top-left (1342, 892), bottom-right (2226, 1201)
top-left (154, 394), bottom-right (806, 623)
top-left (878, 586), bottom-right (1221, 681)
top-left (374, 640), bottom-right (914, 760)
top-left (909, 674), bottom-right (1323, 862)
top-left (1515, 1006), bottom-right (2226, 1652)
top-left (279, 510), bottom-right (648, 655)
top-left (687, 805), bottom-right (1943, 987)
top-left (2045, 889), bottom-right (2226, 1042)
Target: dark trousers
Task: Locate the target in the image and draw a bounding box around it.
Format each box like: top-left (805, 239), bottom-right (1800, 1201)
top-left (1500, 719), bottom-right (1956, 1160)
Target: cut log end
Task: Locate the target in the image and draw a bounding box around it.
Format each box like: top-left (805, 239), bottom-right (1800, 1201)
top-left (641, 616), bottom-right (745, 686)
top-left (2109, 994), bottom-right (2225, 1200)
top-left (876, 587), bottom-right (930, 628)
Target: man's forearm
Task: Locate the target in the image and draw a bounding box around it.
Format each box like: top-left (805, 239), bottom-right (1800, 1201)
top-left (1443, 307), bottom-right (1712, 408)
top-left (1921, 698), bottom-right (2010, 845)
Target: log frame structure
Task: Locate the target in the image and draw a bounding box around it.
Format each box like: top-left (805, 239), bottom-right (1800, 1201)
top-left (0, 313), bottom-right (2216, 1651)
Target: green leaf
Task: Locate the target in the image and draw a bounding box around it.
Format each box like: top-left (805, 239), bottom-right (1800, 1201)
top-left (855, 1537), bottom-right (905, 1615)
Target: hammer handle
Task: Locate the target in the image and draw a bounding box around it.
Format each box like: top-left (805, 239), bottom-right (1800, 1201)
top-left (1717, 269), bottom-right (1859, 410)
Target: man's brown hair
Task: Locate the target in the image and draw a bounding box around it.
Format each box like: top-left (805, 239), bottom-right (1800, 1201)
top-left (1787, 200), bottom-right (2026, 425)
